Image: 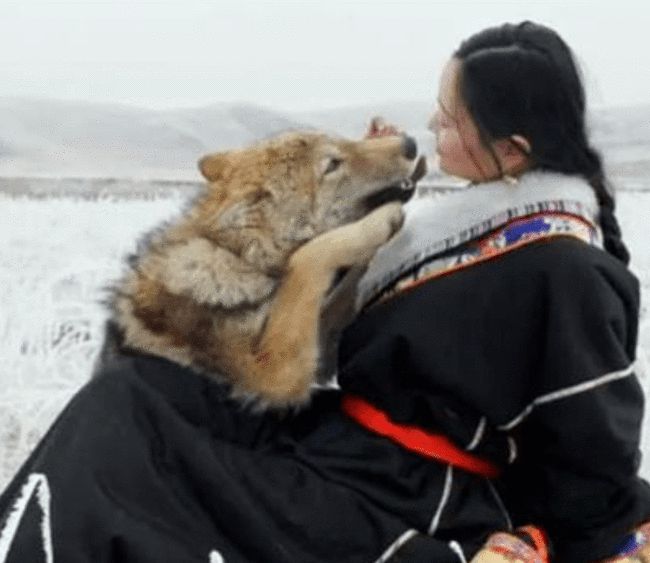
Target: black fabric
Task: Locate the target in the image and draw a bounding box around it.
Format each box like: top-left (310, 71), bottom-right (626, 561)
top-left (339, 236), bottom-right (650, 561)
top-left (0, 352), bottom-right (500, 562)
top-left (1, 236), bottom-right (648, 562)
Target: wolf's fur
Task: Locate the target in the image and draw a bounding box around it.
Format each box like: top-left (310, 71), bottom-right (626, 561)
top-left (110, 131), bottom-right (421, 408)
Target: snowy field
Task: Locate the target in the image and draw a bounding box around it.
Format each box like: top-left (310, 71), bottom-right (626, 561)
top-left (0, 184), bottom-right (649, 491)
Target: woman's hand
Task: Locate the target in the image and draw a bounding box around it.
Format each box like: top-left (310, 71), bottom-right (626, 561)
top-left (470, 549), bottom-right (524, 562)
top-left (470, 528), bottom-right (548, 563)
top-left (470, 546), bottom-right (536, 562)
top-left (365, 116), bottom-right (402, 138)
top-left (469, 526), bottom-right (650, 562)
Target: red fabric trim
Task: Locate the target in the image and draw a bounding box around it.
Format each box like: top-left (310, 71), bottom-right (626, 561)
top-left (341, 395), bottom-right (501, 478)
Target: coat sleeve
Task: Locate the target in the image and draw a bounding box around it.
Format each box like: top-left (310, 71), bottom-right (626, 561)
top-left (499, 250), bottom-right (650, 563)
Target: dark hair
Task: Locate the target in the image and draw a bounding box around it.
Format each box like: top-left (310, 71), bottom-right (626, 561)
top-left (453, 21), bottom-right (630, 264)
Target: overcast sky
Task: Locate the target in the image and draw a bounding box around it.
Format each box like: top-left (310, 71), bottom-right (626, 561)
top-left (0, 0), bottom-right (648, 113)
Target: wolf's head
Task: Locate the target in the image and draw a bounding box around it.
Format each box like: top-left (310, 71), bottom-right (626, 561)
top-left (194, 131), bottom-right (426, 272)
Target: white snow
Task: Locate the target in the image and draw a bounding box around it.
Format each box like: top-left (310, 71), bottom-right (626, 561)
top-left (0, 191), bottom-right (185, 488)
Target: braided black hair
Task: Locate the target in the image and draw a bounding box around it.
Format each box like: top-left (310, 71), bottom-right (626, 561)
top-left (453, 21), bottom-right (630, 264)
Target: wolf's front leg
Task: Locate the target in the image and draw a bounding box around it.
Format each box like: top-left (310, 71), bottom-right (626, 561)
top-left (296, 201), bottom-right (405, 269)
top-left (316, 263), bottom-right (369, 384)
top-left (241, 202), bottom-right (404, 407)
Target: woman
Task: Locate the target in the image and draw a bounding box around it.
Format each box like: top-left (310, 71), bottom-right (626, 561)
top-left (0, 21), bottom-right (647, 563)
top-left (363, 21), bottom-right (650, 562)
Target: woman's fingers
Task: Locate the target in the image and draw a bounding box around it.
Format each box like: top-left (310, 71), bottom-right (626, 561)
top-left (470, 548), bottom-right (524, 562)
top-left (367, 116), bottom-right (384, 136)
top-left (366, 115), bottom-right (401, 138)
top-left (471, 529), bottom-right (548, 562)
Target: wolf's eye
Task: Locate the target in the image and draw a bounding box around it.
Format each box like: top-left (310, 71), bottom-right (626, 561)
top-left (324, 158), bottom-right (343, 175)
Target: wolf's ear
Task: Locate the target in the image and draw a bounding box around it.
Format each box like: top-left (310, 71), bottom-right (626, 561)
top-left (198, 152), bottom-right (229, 181)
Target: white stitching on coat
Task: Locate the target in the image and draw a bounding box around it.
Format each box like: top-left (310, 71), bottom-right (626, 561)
top-left (498, 364), bottom-right (635, 431)
top-left (0, 473), bottom-right (54, 563)
top-left (373, 529), bottom-right (418, 563)
top-left (428, 465), bottom-right (453, 535)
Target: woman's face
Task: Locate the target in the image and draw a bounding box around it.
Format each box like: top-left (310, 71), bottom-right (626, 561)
top-left (428, 58), bottom-right (502, 182)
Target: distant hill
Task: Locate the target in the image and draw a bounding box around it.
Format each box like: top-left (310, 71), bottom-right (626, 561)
top-left (0, 96), bottom-right (647, 187)
top-left (0, 98), bottom-right (309, 180)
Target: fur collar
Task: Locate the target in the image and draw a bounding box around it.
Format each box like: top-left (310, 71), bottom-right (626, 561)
top-left (356, 170), bottom-right (601, 309)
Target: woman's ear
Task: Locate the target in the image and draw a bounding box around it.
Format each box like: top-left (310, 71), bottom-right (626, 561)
top-left (198, 152), bottom-right (229, 181)
top-left (494, 134), bottom-right (532, 174)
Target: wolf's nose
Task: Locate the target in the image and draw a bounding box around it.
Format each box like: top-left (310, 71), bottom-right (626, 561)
top-left (401, 135), bottom-right (417, 160)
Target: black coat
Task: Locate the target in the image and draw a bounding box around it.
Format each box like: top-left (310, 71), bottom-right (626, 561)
top-left (0, 236), bottom-right (648, 563)
top-left (340, 235), bottom-right (650, 561)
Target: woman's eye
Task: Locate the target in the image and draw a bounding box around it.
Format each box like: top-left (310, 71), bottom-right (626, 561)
top-left (324, 158), bottom-right (343, 174)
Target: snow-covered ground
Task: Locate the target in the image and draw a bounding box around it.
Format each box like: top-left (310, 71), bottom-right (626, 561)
top-left (0, 186), bottom-right (649, 491)
top-left (0, 191), bottom-right (185, 488)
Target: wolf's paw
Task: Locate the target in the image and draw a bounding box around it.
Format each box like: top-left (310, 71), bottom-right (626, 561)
top-left (332, 201), bottom-right (403, 266)
top-left (363, 201), bottom-right (405, 241)
top-left (328, 201), bottom-right (405, 264)
top-left (290, 202), bottom-right (404, 274)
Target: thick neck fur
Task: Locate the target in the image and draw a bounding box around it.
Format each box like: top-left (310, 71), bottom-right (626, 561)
top-left (111, 215), bottom-right (281, 386)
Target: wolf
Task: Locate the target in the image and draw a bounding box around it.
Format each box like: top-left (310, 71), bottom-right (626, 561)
top-left (107, 130), bottom-right (426, 408)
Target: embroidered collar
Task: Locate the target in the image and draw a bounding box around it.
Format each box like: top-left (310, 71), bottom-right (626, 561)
top-left (364, 211), bottom-right (600, 311)
top-left (356, 170), bottom-right (601, 309)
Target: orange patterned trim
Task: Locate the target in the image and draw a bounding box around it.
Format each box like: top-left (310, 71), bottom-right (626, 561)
top-left (370, 209), bottom-right (597, 311)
